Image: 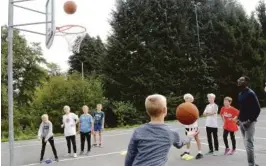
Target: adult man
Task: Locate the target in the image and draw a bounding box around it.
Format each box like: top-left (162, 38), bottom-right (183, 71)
top-left (237, 76), bottom-right (261, 166)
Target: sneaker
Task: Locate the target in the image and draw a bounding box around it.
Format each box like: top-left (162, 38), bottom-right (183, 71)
top-left (79, 151), bottom-right (84, 155)
top-left (99, 144), bottom-right (103, 148)
top-left (224, 148), bottom-right (230, 155)
top-left (180, 152), bottom-right (190, 157)
top-left (85, 151), bottom-right (90, 155)
top-left (205, 151), bottom-right (213, 155)
top-left (228, 149), bottom-right (236, 155)
top-left (54, 158), bottom-right (59, 162)
top-left (182, 154), bottom-right (194, 160)
top-left (64, 153), bottom-right (71, 157)
top-left (195, 153), bottom-right (203, 159)
top-left (73, 153), bottom-right (78, 158)
top-left (40, 159), bottom-right (43, 163)
top-left (92, 144), bottom-right (97, 147)
top-left (213, 151), bottom-right (219, 156)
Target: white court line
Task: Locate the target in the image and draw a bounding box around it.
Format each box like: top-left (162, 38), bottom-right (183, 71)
top-left (19, 151), bottom-right (123, 166)
top-left (18, 141), bottom-right (248, 166)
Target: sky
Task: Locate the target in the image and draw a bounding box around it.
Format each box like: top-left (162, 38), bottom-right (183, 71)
top-left (0, 0), bottom-right (261, 72)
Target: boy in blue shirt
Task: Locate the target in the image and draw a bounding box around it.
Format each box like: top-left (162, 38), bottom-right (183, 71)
top-left (93, 104), bottom-right (105, 147)
top-left (125, 94), bottom-right (198, 166)
top-left (79, 105), bottom-right (94, 155)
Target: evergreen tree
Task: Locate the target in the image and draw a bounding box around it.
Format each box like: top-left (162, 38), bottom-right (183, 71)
top-left (68, 34), bottom-right (107, 76)
top-left (257, 0), bottom-right (266, 37)
top-left (104, 0), bottom-right (266, 116)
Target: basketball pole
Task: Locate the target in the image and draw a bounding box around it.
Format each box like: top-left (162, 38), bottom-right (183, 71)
top-left (6, 1), bottom-right (52, 165)
top-left (7, 0), bottom-right (15, 166)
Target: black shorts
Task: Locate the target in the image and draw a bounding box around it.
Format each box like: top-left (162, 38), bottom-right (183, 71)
top-left (185, 127), bottom-right (199, 135)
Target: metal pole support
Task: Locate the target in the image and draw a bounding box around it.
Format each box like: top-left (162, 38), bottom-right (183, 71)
top-left (7, 0), bottom-right (15, 166)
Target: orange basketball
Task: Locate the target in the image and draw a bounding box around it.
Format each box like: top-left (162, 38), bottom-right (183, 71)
top-left (64, 1), bottom-right (77, 14)
top-left (176, 102), bottom-right (199, 125)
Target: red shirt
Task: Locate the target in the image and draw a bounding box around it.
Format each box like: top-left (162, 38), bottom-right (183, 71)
top-left (220, 106), bottom-right (240, 132)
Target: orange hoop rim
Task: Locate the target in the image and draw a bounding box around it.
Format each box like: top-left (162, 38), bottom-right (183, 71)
top-left (55, 25), bottom-right (86, 35)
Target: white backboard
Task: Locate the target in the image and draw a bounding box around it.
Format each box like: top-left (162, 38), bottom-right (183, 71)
top-left (45, 0), bottom-right (55, 49)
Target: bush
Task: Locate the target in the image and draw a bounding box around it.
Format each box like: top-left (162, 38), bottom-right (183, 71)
top-left (113, 101), bottom-right (141, 126)
top-left (33, 73), bottom-right (106, 133)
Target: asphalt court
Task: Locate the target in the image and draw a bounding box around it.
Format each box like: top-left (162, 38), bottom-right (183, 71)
top-left (1, 109), bottom-right (266, 166)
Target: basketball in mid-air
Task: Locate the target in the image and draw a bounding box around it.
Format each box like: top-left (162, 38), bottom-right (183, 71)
top-left (64, 1), bottom-right (77, 14)
top-left (176, 102), bottom-right (199, 125)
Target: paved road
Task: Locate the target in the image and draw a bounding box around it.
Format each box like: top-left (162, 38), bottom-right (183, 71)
top-left (2, 109), bottom-right (266, 166)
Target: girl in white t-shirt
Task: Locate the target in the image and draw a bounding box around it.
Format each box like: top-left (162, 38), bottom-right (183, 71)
top-left (180, 94), bottom-right (203, 160)
top-left (203, 93), bottom-right (219, 156)
top-left (61, 105), bottom-right (79, 158)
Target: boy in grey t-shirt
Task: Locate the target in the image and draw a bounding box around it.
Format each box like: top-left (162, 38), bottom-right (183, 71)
top-left (125, 94), bottom-right (198, 166)
top-left (38, 114), bottom-right (58, 163)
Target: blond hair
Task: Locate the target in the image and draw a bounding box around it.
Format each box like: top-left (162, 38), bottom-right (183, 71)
top-left (224, 96), bottom-right (232, 103)
top-left (145, 94), bottom-right (167, 117)
top-left (207, 93), bottom-right (216, 99)
top-left (41, 114), bottom-right (48, 120)
top-left (183, 93), bottom-right (194, 102)
top-left (63, 105), bottom-right (70, 112)
top-left (82, 105), bottom-right (89, 110)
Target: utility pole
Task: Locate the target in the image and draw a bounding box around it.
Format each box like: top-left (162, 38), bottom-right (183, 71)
top-left (7, 0), bottom-right (14, 165)
top-left (81, 62), bottom-right (84, 80)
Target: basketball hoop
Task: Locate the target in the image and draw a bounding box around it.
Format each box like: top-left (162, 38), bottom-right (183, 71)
top-left (56, 25), bottom-right (86, 53)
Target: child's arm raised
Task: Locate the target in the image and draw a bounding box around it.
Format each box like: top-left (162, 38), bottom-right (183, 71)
top-left (125, 130), bottom-right (138, 166)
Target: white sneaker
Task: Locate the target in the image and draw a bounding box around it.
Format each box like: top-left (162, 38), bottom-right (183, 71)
top-left (64, 153), bottom-right (71, 157)
top-left (73, 153), bottom-right (77, 158)
top-left (213, 151), bottom-right (219, 156)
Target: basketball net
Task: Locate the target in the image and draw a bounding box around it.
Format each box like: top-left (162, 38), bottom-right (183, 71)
top-left (56, 25), bottom-right (87, 53)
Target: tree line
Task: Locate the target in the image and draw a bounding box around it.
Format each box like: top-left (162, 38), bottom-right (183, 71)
top-left (1, 0), bottom-right (266, 140)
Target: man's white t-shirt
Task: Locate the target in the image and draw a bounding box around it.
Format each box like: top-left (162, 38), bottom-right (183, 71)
top-left (204, 103), bottom-right (218, 128)
top-left (184, 120), bottom-right (198, 128)
top-left (63, 113), bottom-right (79, 137)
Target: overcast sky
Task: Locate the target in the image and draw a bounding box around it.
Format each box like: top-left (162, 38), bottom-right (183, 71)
top-left (1, 0), bottom-right (261, 72)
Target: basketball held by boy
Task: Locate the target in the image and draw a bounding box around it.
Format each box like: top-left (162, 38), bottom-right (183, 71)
top-left (124, 94), bottom-right (198, 166)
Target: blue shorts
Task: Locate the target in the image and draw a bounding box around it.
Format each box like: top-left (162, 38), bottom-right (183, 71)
top-left (94, 124), bottom-right (102, 132)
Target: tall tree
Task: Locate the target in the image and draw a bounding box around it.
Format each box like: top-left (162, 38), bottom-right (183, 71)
top-left (103, 0), bottom-right (266, 117)
top-left (1, 26), bottom-right (47, 112)
top-left (68, 35), bottom-right (107, 76)
top-left (257, 0), bottom-right (266, 37)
